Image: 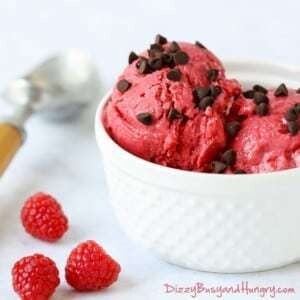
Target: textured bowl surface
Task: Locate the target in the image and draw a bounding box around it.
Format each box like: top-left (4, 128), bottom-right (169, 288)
top-left (95, 60), bottom-right (300, 273)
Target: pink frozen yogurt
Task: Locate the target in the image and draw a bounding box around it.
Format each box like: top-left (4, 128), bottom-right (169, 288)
top-left (232, 88), bottom-right (300, 173)
top-left (103, 35), bottom-right (300, 174)
top-left (103, 37), bottom-right (241, 171)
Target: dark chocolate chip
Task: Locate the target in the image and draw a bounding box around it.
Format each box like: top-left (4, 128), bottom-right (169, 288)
top-left (174, 51), bottom-right (189, 65)
top-left (294, 103), bottom-right (300, 114)
top-left (234, 170), bottom-right (246, 174)
top-left (168, 41), bottom-right (180, 53)
top-left (193, 87), bottom-right (211, 101)
top-left (155, 34), bottom-right (168, 45)
top-left (207, 69), bottom-right (219, 82)
top-left (136, 112), bottom-right (153, 125)
top-left (211, 161), bottom-right (227, 173)
top-left (284, 108), bottom-right (297, 121)
top-left (168, 108), bottom-right (183, 121)
top-left (243, 90), bottom-right (255, 99)
top-left (135, 59), bottom-right (141, 69)
top-left (138, 58), bottom-right (151, 74)
top-left (226, 121), bottom-right (241, 138)
top-left (161, 53), bottom-right (174, 68)
top-left (253, 92), bottom-right (269, 105)
top-left (148, 57), bottom-right (163, 70)
top-left (148, 48), bottom-right (162, 58)
top-left (287, 121), bottom-right (299, 135)
top-left (167, 68), bottom-right (181, 81)
top-left (296, 88), bottom-right (300, 94)
top-left (150, 43), bottom-right (163, 51)
top-left (221, 149), bottom-right (236, 166)
top-left (253, 84), bottom-right (268, 94)
top-left (195, 41), bottom-right (206, 49)
top-left (128, 51), bottom-right (139, 64)
top-left (117, 79), bottom-right (131, 93)
top-left (136, 56), bottom-right (147, 68)
top-left (199, 96), bottom-right (214, 109)
top-left (210, 85), bottom-right (222, 98)
top-left (255, 103), bottom-right (269, 116)
top-left (274, 83), bottom-right (288, 97)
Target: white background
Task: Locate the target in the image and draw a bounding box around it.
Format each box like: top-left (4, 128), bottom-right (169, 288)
top-left (1, 0), bottom-right (300, 299)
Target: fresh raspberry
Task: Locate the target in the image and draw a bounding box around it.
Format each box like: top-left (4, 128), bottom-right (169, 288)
top-left (65, 240), bottom-right (121, 291)
top-left (21, 192), bottom-right (68, 242)
top-left (12, 254), bottom-right (60, 300)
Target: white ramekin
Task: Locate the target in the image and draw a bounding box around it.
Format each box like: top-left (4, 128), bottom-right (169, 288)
top-left (95, 60), bottom-right (300, 273)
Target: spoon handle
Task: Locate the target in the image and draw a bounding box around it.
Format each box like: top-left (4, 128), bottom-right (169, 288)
top-left (0, 123), bottom-right (23, 176)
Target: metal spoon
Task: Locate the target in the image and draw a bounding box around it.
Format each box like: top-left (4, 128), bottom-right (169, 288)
top-left (0, 49), bottom-right (100, 176)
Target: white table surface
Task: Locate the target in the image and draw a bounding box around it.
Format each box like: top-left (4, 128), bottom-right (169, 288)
top-left (1, 1), bottom-right (300, 299)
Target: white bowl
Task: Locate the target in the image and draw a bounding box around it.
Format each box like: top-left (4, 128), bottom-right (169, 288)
top-left (95, 60), bottom-right (300, 273)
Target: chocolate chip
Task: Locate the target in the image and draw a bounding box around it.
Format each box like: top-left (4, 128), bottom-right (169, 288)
top-left (168, 108), bottom-right (183, 121)
top-left (274, 83), bottom-right (288, 97)
top-left (161, 53), bottom-right (174, 67)
top-left (174, 51), bottom-right (189, 65)
top-left (234, 170), bottom-right (246, 174)
top-left (199, 96), bottom-right (214, 109)
top-left (168, 41), bottom-right (180, 53)
top-left (195, 41), bottom-right (206, 49)
top-left (226, 121), bottom-right (241, 138)
top-left (167, 68), bottom-right (181, 81)
top-left (150, 43), bottom-right (163, 51)
top-left (128, 51), bottom-right (139, 64)
top-left (294, 103), bottom-right (300, 114)
top-left (287, 121), bottom-right (299, 135)
top-left (148, 43), bottom-right (163, 58)
top-left (255, 103), bottom-right (269, 116)
top-left (253, 84), bottom-right (268, 94)
top-left (243, 90), bottom-right (255, 99)
top-left (136, 112), bottom-right (153, 125)
top-left (138, 58), bottom-right (151, 74)
top-left (148, 48), bottom-right (162, 58)
top-left (193, 87), bottom-right (210, 100)
top-left (284, 108), bottom-right (297, 121)
top-left (253, 92), bottom-right (269, 105)
top-left (117, 79), bottom-right (131, 93)
top-left (221, 149), bottom-right (236, 166)
top-left (296, 88), bottom-right (300, 94)
top-left (207, 69), bottom-right (219, 82)
top-left (135, 59), bottom-right (141, 69)
top-left (155, 34), bottom-right (168, 45)
top-left (148, 57), bottom-right (163, 70)
top-left (211, 161), bottom-right (227, 173)
top-left (210, 85), bottom-right (222, 98)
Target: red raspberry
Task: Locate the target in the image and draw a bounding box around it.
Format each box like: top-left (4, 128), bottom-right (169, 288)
top-left (12, 254), bottom-right (60, 300)
top-left (65, 240), bottom-right (121, 291)
top-left (21, 192), bottom-right (68, 242)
